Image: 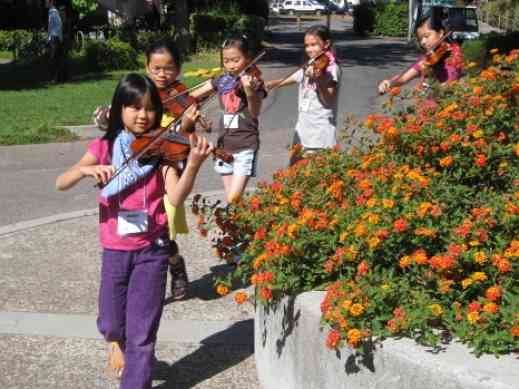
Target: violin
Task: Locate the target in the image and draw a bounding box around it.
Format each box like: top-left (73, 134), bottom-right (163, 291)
top-left (422, 31), bottom-right (453, 68)
top-left (306, 52), bottom-right (330, 77)
top-left (159, 82), bottom-right (212, 132)
top-left (131, 128), bottom-right (233, 166)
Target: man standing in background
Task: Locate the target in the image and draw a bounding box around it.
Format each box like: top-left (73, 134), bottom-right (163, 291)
top-left (47, 0), bottom-right (65, 83)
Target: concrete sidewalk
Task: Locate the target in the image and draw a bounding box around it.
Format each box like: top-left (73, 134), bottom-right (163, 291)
top-left (0, 202), bottom-right (259, 389)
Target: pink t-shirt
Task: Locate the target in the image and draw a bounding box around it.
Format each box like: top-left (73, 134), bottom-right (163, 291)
top-left (88, 138), bottom-right (168, 250)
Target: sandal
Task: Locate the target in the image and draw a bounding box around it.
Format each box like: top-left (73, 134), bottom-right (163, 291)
top-left (106, 341), bottom-right (125, 380)
top-left (169, 254), bottom-right (189, 300)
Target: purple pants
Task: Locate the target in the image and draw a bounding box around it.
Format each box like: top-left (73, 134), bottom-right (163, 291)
top-left (97, 239), bottom-right (170, 389)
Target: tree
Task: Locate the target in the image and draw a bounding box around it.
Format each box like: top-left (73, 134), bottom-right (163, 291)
top-left (71, 0), bottom-right (98, 18)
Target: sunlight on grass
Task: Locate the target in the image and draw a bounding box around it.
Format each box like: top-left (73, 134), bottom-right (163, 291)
top-left (0, 50), bottom-right (220, 145)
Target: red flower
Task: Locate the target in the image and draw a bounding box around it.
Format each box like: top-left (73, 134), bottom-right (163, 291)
top-left (260, 287), bottom-right (273, 301)
top-left (326, 329), bottom-right (341, 349)
top-left (474, 154), bottom-right (487, 167)
top-left (393, 218), bottom-right (408, 233)
top-left (467, 301), bottom-right (481, 313)
top-left (357, 260), bottom-right (369, 276)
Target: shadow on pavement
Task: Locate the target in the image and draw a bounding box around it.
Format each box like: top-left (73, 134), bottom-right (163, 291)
top-left (152, 319), bottom-right (254, 389)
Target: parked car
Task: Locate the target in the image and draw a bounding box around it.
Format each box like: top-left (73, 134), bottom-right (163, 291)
top-left (280, 0), bottom-right (329, 15)
top-left (270, 0), bottom-right (284, 14)
top-left (448, 6), bottom-right (480, 40)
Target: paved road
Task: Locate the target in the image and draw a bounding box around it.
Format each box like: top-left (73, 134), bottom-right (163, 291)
top-left (0, 17), bottom-right (417, 227)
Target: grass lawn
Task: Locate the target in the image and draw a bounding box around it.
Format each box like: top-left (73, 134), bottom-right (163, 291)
top-left (0, 50), bottom-right (220, 145)
top-left (0, 50), bottom-right (12, 61)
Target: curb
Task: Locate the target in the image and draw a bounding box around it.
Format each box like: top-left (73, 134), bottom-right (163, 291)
top-left (0, 189), bottom-right (243, 237)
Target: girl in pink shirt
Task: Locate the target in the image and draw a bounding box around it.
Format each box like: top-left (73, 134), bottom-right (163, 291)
top-left (378, 14), bottom-right (464, 95)
top-left (56, 73), bottom-right (213, 389)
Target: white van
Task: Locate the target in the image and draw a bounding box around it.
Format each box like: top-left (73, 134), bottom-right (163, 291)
top-left (281, 0), bottom-right (329, 15)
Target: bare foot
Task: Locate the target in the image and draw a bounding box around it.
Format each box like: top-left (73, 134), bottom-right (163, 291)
top-left (106, 341), bottom-right (125, 379)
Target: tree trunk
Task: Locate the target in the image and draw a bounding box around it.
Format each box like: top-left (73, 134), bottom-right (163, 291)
top-left (175, 0), bottom-right (191, 54)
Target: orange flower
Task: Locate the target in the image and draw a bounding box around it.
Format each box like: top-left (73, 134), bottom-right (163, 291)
top-left (347, 328), bottom-right (363, 347)
top-left (349, 303), bottom-right (365, 317)
top-left (234, 291), bottom-right (248, 305)
top-left (413, 249), bottom-right (428, 265)
top-left (482, 302), bottom-right (498, 314)
top-left (389, 86), bottom-right (401, 96)
top-left (511, 326), bottom-right (519, 337)
top-left (326, 329), bottom-right (341, 349)
top-left (439, 155), bottom-right (454, 167)
top-left (386, 318), bottom-right (399, 333)
top-left (393, 218), bottom-right (408, 233)
top-left (216, 284), bottom-right (229, 296)
top-left (485, 286), bottom-right (503, 302)
top-left (399, 255), bottom-right (413, 268)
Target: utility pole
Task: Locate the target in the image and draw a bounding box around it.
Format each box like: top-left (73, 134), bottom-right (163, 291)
top-left (408, 0), bottom-right (414, 42)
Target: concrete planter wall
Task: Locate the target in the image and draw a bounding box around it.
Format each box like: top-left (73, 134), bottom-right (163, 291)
top-left (255, 291), bottom-right (518, 389)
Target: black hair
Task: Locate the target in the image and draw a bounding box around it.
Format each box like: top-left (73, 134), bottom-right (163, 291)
top-left (305, 24), bottom-right (332, 43)
top-left (415, 8), bottom-right (446, 34)
top-left (221, 34), bottom-right (251, 57)
top-left (303, 25), bottom-right (335, 63)
top-left (104, 73), bottom-right (163, 142)
top-left (145, 40), bottom-right (182, 69)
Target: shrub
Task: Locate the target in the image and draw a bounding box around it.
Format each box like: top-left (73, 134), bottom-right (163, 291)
top-left (135, 27), bottom-right (176, 52)
top-left (84, 38), bottom-right (139, 71)
top-left (0, 30), bottom-right (46, 62)
top-left (193, 50), bottom-right (519, 356)
top-left (353, 3), bottom-right (376, 36)
top-left (373, 2), bottom-right (408, 37)
top-left (189, 12), bottom-right (266, 53)
top-left (462, 31), bottom-right (519, 68)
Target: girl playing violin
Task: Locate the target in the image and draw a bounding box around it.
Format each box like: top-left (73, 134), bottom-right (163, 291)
top-left (56, 73), bottom-right (213, 388)
top-left (192, 34), bottom-right (267, 204)
top-left (144, 40), bottom-right (201, 301)
top-left (266, 25), bottom-right (341, 165)
top-left (378, 12), bottom-right (464, 95)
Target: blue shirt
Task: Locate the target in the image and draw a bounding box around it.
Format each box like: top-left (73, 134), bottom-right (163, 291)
top-left (48, 7), bottom-right (63, 42)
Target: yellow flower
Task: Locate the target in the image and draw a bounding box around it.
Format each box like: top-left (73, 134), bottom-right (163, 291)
top-left (341, 299), bottom-right (353, 310)
top-left (381, 283), bottom-right (390, 290)
top-left (429, 304), bottom-right (443, 317)
top-left (469, 240), bottom-right (481, 247)
top-left (366, 198), bottom-right (378, 208)
top-left (472, 130), bottom-right (484, 139)
top-left (382, 199), bottom-right (395, 208)
top-left (474, 251), bottom-right (487, 264)
top-left (367, 213), bottom-right (380, 225)
top-left (467, 311), bottom-right (480, 324)
top-left (368, 237), bottom-right (381, 249)
top-left (349, 303), bottom-right (365, 317)
top-left (470, 272), bottom-right (488, 282)
top-left (462, 278), bottom-right (473, 289)
top-left (514, 143), bottom-right (519, 157)
top-left (339, 231), bottom-right (348, 241)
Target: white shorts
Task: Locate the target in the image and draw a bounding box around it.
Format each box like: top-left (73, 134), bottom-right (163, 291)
top-left (214, 149), bottom-right (258, 177)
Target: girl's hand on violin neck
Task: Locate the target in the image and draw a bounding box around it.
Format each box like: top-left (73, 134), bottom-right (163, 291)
top-left (180, 105), bottom-right (200, 133)
top-left (79, 165), bottom-right (115, 186)
top-left (241, 74), bottom-right (259, 95)
top-left (186, 134), bottom-right (214, 168)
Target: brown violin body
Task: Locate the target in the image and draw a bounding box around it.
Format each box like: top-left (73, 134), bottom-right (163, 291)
top-left (160, 83), bottom-right (212, 132)
top-left (131, 129), bottom-right (233, 166)
top-left (309, 52), bottom-right (330, 76)
top-left (424, 41), bottom-right (451, 67)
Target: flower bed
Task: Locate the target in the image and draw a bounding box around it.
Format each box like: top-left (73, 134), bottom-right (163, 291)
top-left (193, 50), bottom-right (519, 356)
